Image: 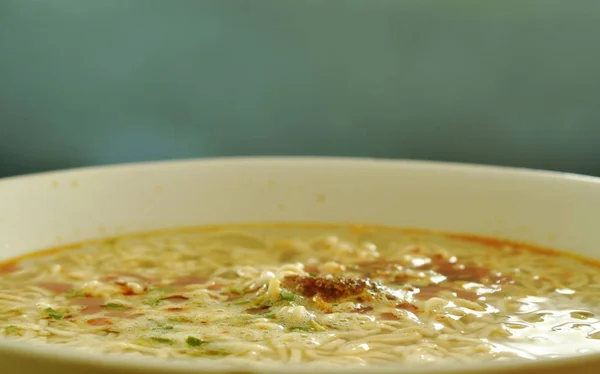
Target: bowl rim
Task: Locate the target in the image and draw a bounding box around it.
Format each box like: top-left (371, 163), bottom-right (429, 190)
top-left (1, 156), bottom-right (599, 185)
top-left (1, 156), bottom-right (600, 373)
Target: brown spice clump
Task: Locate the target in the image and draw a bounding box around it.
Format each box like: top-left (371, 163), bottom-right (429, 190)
top-left (282, 275), bottom-right (377, 302)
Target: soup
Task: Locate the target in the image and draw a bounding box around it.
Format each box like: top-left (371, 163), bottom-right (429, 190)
top-left (1, 224), bottom-right (600, 366)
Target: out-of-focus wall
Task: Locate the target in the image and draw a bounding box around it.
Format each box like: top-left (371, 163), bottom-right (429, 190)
top-left (1, 1), bottom-right (599, 177)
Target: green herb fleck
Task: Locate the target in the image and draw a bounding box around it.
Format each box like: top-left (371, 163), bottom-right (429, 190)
top-left (167, 316), bottom-right (192, 323)
top-left (288, 321), bottom-right (325, 333)
top-left (347, 264), bottom-right (359, 271)
top-left (45, 308), bottom-right (64, 320)
top-left (309, 320), bottom-right (326, 331)
top-left (280, 289), bottom-right (296, 301)
top-left (308, 272), bottom-right (318, 277)
top-left (143, 287), bottom-right (174, 307)
top-left (150, 337), bottom-right (174, 345)
top-left (103, 303), bottom-right (126, 310)
top-left (152, 325), bottom-right (173, 330)
top-left (65, 290), bottom-right (84, 298)
top-left (186, 336), bottom-right (205, 347)
top-left (260, 312), bottom-right (276, 319)
top-left (143, 297), bottom-right (162, 307)
top-left (4, 325), bottom-right (19, 334)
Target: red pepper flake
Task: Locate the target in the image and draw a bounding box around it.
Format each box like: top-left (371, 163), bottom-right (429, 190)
top-left (87, 318), bottom-right (113, 326)
top-left (115, 282), bottom-right (148, 296)
top-left (379, 312), bottom-right (401, 321)
top-left (304, 265), bottom-right (320, 274)
top-left (161, 295), bottom-right (189, 303)
top-left (245, 306), bottom-right (270, 315)
top-left (396, 302), bottom-right (419, 313)
top-left (207, 283), bottom-right (223, 291)
top-left (0, 262), bottom-right (20, 275)
top-left (225, 293), bottom-right (243, 301)
top-left (282, 275), bottom-right (376, 302)
top-left (37, 282), bottom-right (73, 293)
top-left (166, 307), bottom-right (184, 312)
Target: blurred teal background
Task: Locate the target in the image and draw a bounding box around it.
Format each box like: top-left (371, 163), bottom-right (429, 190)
top-left (1, 1), bottom-right (599, 177)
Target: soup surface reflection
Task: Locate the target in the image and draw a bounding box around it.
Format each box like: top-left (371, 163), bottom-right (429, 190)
top-left (1, 224), bottom-right (600, 366)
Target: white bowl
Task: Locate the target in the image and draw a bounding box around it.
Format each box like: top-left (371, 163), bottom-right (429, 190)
top-left (1, 157), bottom-right (599, 374)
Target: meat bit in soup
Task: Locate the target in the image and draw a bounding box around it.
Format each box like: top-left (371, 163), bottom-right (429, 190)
top-left (1, 224), bottom-right (600, 366)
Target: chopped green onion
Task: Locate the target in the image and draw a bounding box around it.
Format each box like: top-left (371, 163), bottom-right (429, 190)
top-left (143, 287), bottom-right (174, 307)
top-left (103, 303), bottom-right (126, 310)
top-left (143, 297), bottom-right (162, 307)
top-left (280, 289), bottom-right (296, 301)
top-left (309, 320), bottom-right (327, 331)
top-left (152, 325), bottom-right (173, 330)
top-left (45, 308), bottom-right (64, 320)
top-left (186, 336), bottom-right (205, 347)
top-left (65, 290), bottom-right (84, 298)
top-left (4, 325), bottom-right (19, 334)
top-left (150, 337), bottom-right (174, 345)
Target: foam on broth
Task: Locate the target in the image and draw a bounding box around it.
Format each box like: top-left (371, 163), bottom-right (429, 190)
top-left (1, 223), bottom-right (599, 367)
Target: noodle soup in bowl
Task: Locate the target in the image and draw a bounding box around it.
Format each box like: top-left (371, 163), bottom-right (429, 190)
top-left (0, 157), bottom-right (600, 374)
